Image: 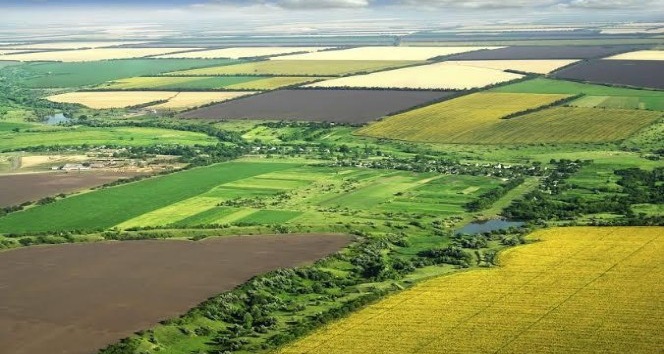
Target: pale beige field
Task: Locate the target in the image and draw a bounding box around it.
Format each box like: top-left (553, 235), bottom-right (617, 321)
top-left (1, 41), bottom-right (149, 50)
top-left (446, 59), bottom-right (579, 74)
top-left (272, 46), bottom-right (502, 61)
top-left (149, 92), bottom-right (255, 109)
top-left (306, 62), bottom-right (523, 90)
top-left (156, 47), bottom-right (331, 59)
top-left (3, 48), bottom-right (200, 62)
top-left (46, 91), bottom-right (178, 109)
top-left (605, 50), bottom-right (664, 60)
top-left (0, 50), bottom-right (30, 56)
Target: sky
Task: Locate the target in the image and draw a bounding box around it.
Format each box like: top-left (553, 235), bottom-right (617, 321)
top-left (2, 0), bottom-right (663, 30)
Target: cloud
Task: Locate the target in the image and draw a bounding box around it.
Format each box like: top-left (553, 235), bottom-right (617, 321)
top-left (562, 0), bottom-right (663, 8)
top-left (395, 0), bottom-right (558, 9)
top-left (197, 0), bottom-right (371, 9)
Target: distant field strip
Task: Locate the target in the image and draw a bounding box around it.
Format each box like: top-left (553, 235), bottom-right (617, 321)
top-left (493, 78), bottom-right (664, 111)
top-left (47, 91), bottom-right (178, 109)
top-left (0, 162), bottom-right (298, 233)
top-left (306, 62), bottom-right (523, 90)
top-left (149, 92), bottom-right (255, 109)
top-left (605, 50), bottom-right (664, 60)
top-left (156, 47), bottom-right (331, 59)
top-left (2, 48), bottom-right (200, 62)
top-left (165, 60), bottom-right (419, 77)
top-left (2, 41), bottom-right (148, 50)
top-left (357, 92), bottom-right (572, 143)
top-left (272, 46), bottom-right (502, 61)
top-left (280, 227), bottom-right (664, 354)
top-left (444, 59), bottom-right (578, 74)
top-left (99, 76), bottom-right (262, 90)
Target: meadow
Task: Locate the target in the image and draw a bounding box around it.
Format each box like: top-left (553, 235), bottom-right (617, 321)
top-left (279, 227), bottom-right (664, 354)
top-left (0, 125), bottom-right (217, 151)
top-left (18, 59), bottom-right (240, 87)
top-left (493, 77), bottom-right (664, 110)
top-left (357, 92), bottom-right (572, 143)
top-left (307, 62), bottom-right (523, 90)
top-left (166, 60), bottom-right (419, 76)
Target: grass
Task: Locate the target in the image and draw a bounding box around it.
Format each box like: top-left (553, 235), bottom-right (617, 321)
top-left (0, 126), bottom-right (217, 151)
top-left (165, 60), bottom-right (419, 77)
top-left (279, 227), bottom-right (664, 354)
top-left (493, 78), bottom-right (664, 111)
top-left (0, 161), bottom-right (298, 233)
top-left (357, 92), bottom-right (571, 144)
top-left (17, 59), bottom-right (240, 88)
top-left (236, 210), bottom-right (303, 224)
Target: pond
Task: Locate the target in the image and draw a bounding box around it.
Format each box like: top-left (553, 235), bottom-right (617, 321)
top-left (44, 113), bottom-right (72, 125)
top-left (456, 219), bottom-right (524, 235)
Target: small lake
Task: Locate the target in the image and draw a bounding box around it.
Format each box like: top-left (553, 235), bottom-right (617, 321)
top-left (44, 113), bottom-right (72, 125)
top-left (456, 219), bottom-right (525, 235)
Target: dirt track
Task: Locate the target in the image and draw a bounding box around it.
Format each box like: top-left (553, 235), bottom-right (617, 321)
top-left (0, 172), bottom-right (138, 207)
top-left (0, 234), bottom-right (351, 354)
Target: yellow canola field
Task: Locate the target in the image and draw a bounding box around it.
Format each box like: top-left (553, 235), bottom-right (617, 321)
top-left (156, 47), bottom-right (331, 59)
top-left (307, 62), bottom-right (523, 90)
top-left (272, 46), bottom-right (502, 61)
top-left (150, 92), bottom-right (255, 109)
top-left (605, 50), bottom-right (664, 60)
top-left (445, 59), bottom-right (579, 74)
top-left (280, 227), bottom-right (664, 354)
top-left (46, 91), bottom-right (178, 109)
top-left (2, 48), bottom-right (200, 62)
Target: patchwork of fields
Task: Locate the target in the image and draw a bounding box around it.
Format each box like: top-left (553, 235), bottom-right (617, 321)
top-left (279, 227), bottom-right (664, 354)
top-left (98, 75), bottom-right (325, 90)
top-left (166, 60), bottom-right (418, 76)
top-left (271, 46), bottom-right (502, 61)
top-left (605, 50), bottom-right (664, 60)
top-left (2, 48), bottom-right (200, 62)
top-left (156, 47), bottom-right (331, 59)
top-left (553, 60), bottom-right (664, 89)
top-left (444, 59), bottom-right (578, 74)
top-left (46, 91), bottom-right (253, 109)
top-left (444, 44), bottom-right (648, 60)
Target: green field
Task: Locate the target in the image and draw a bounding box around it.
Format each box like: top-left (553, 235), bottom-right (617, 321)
top-left (493, 78), bottom-right (664, 110)
top-left (166, 60), bottom-right (418, 76)
top-left (0, 161), bottom-right (298, 233)
top-left (98, 75), bottom-right (325, 90)
top-left (0, 61), bottom-right (21, 69)
top-left (16, 59), bottom-right (240, 88)
top-left (0, 125), bottom-right (217, 151)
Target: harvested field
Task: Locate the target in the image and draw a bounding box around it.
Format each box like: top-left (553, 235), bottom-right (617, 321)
top-left (156, 47), bottom-right (331, 59)
top-left (20, 59), bottom-right (240, 88)
top-left (165, 60), bottom-right (418, 76)
top-left (1, 41), bottom-right (148, 50)
top-left (149, 92), bottom-right (255, 110)
top-left (99, 76), bottom-right (323, 90)
top-left (552, 60), bottom-right (664, 89)
top-left (46, 91), bottom-right (178, 109)
top-left (0, 234), bottom-right (351, 354)
top-left (605, 50), bottom-right (664, 60)
top-left (271, 46), bottom-right (501, 61)
top-left (2, 48), bottom-right (200, 62)
top-left (181, 89), bottom-right (455, 123)
top-left (493, 77), bottom-right (664, 110)
top-left (0, 50), bottom-right (30, 56)
top-left (280, 227), bottom-right (664, 354)
top-left (444, 59), bottom-right (578, 74)
top-left (306, 62), bottom-right (523, 90)
top-left (0, 172), bottom-right (139, 207)
top-left (443, 45), bottom-right (647, 60)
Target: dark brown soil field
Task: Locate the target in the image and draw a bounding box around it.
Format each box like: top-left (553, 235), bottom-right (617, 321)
top-left (551, 60), bottom-right (664, 90)
top-left (0, 234), bottom-right (350, 354)
top-left (180, 89), bottom-right (456, 123)
top-left (444, 45), bottom-right (649, 60)
top-left (0, 172), bottom-right (138, 207)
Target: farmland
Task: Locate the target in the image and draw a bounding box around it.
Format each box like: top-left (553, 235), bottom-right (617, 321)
top-left (15, 59), bottom-right (240, 87)
top-left (149, 92), bottom-right (255, 109)
top-left (0, 234), bottom-right (350, 354)
top-left (307, 62), bottom-right (523, 90)
top-left (47, 91), bottom-right (179, 108)
top-left (0, 125), bottom-right (217, 151)
top-left (99, 76), bottom-right (325, 90)
top-left (552, 60), bottom-right (664, 89)
top-left (493, 77), bottom-right (664, 110)
top-left (156, 47), bottom-right (331, 59)
top-left (606, 50), bottom-right (664, 60)
top-left (181, 89), bottom-right (455, 123)
top-left (272, 46), bottom-right (502, 61)
top-left (357, 92), bottom-right (572, 143)
top-left (444, 59), bottom-right (578, 74)
top-left (165, 60), bottom-right (419, 76)
top-left (279, 227), bottom-right (664, 354)
top-left (0, 172), bottom-right (140, 207)
top-left (443, 45), bottom-right (648, 60)
top-left (2, 48), bottom-right (201, 62)
top-left (1, 41), bottom-right (148, 49)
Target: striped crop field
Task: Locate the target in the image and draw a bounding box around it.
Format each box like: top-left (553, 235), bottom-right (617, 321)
top-left (279, 226), bottom-right (664, 354)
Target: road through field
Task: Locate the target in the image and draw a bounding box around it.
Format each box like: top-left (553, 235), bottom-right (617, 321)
top-left (0, 234), bottom-right (351, 354)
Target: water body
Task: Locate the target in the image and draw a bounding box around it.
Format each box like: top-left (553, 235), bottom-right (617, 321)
top-left (44, 113), bottom-right (72, 125)
top-left (456, 219), bottom-right (524, 235)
